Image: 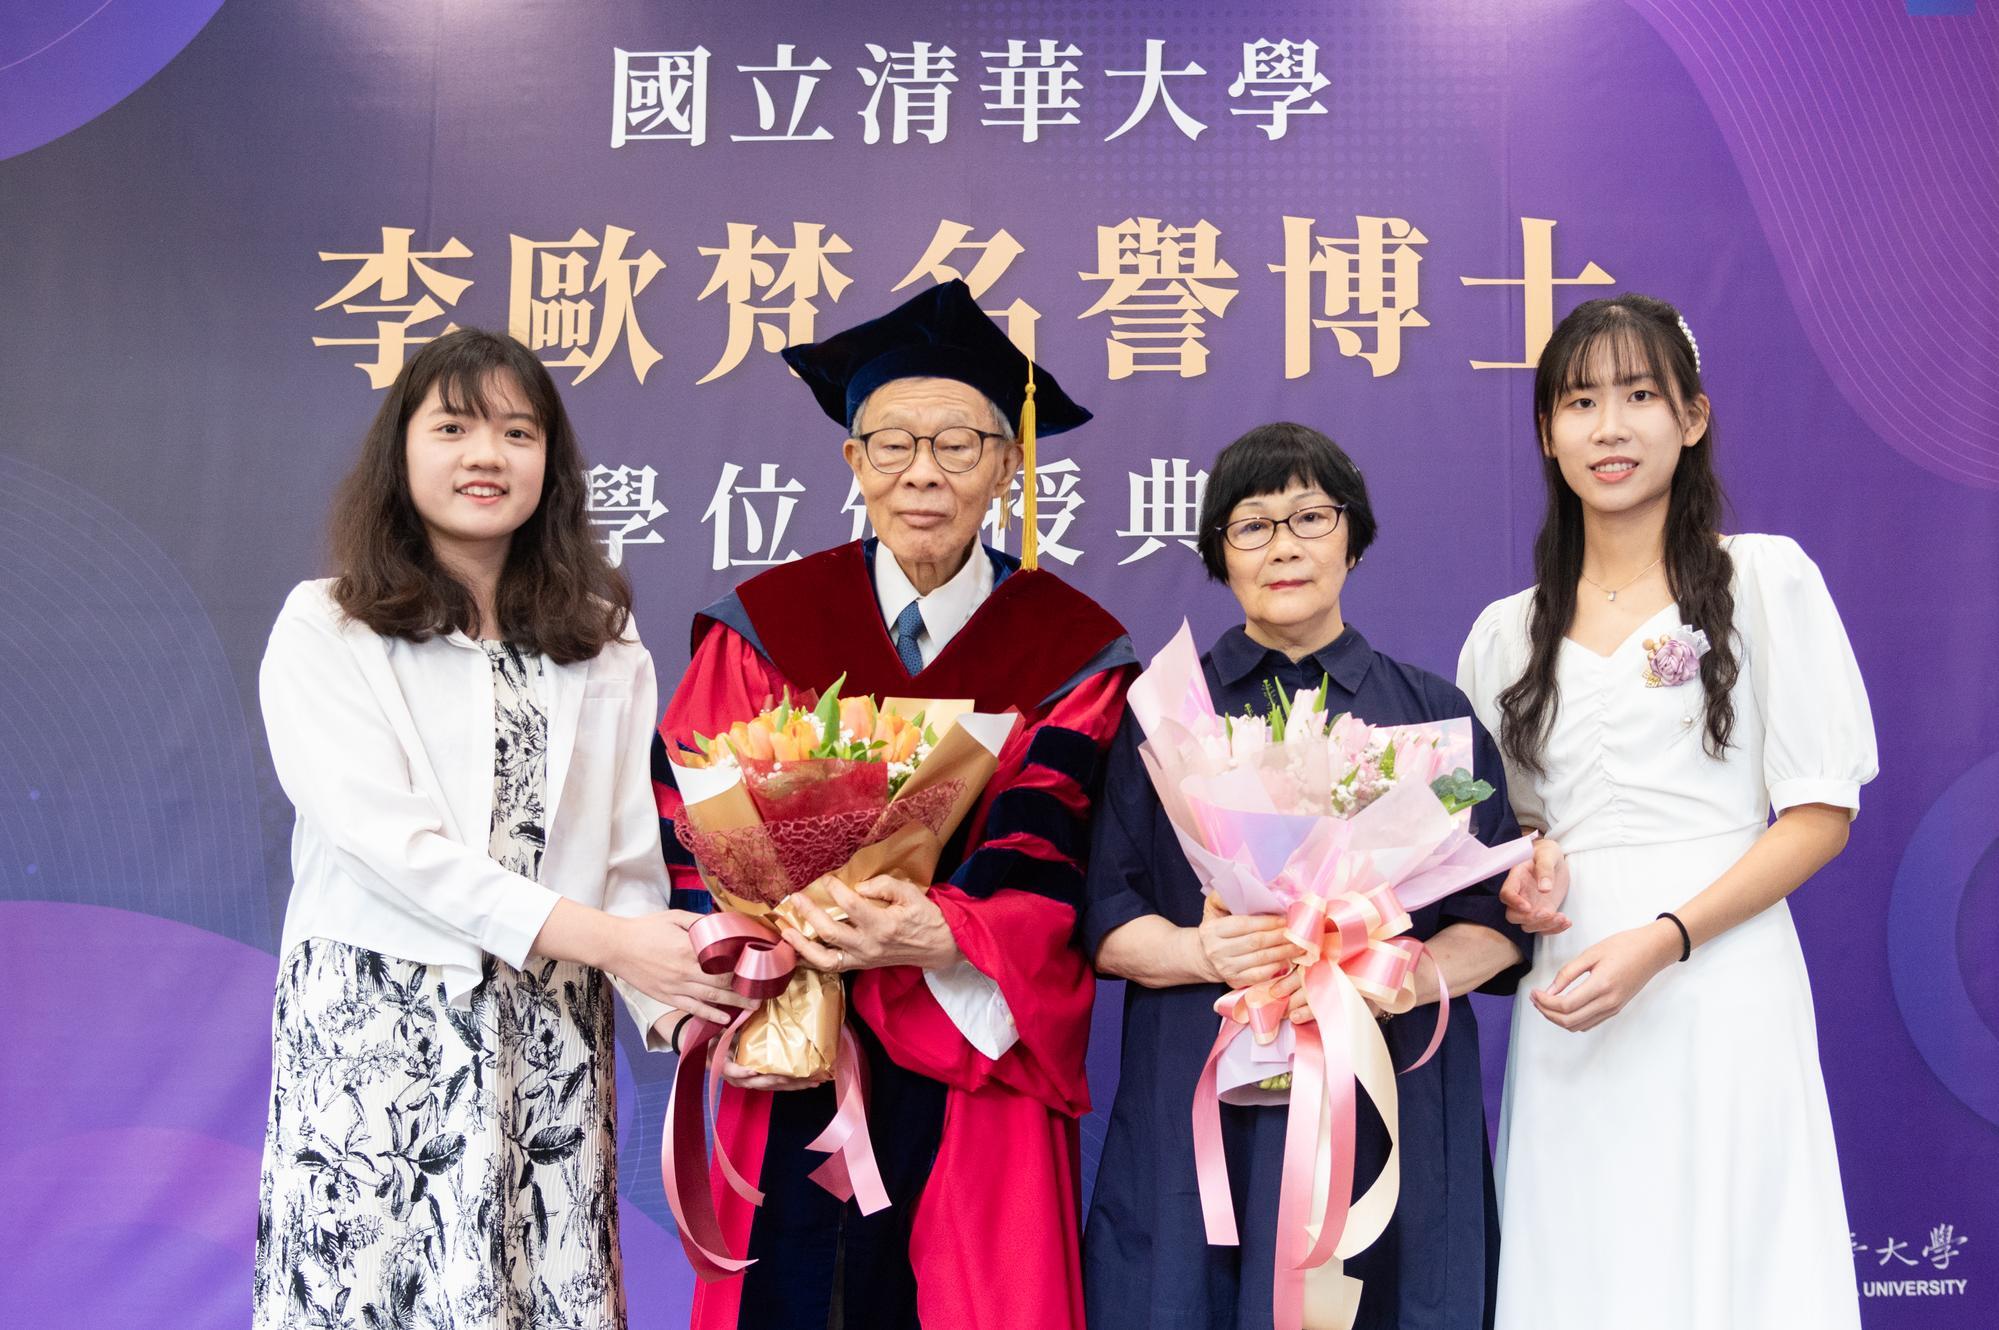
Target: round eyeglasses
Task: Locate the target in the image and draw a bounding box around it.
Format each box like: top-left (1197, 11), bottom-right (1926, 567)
top-left (1220, 503), bottom-right (1347, 551)
top-left (857, 427), bottom-right (1007, 475)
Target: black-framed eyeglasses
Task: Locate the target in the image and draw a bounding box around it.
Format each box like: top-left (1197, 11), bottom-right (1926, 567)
top-left (857, 427), bottom-right (1006, 475)
top-left (1220, 504), bottom-right (1347, 551)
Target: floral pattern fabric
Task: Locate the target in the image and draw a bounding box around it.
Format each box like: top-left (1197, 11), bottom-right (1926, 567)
top-left (484, 642), bottom-right (549, 881)
top-left (254, 643), bottom-right (623, 1330)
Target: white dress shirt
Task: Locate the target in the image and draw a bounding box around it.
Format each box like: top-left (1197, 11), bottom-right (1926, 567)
top-left (872, 544), bottom-right (1020, 1060)
top-left (872, 538), bottom-right (993, 667)
top-left (261, 580), bottom-right (673, 1040)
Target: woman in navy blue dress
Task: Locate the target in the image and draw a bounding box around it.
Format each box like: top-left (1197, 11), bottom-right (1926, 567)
top-left (1081, 423), bottom-right (1553, 1330)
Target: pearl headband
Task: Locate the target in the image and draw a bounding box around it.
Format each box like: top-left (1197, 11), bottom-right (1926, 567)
top-left (1675, 313), bottom-right (1701, 373)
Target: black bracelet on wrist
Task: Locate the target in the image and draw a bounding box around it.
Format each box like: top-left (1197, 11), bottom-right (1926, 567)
top-left (1656, 911), bottom-right (1692, 963)
top-left (667, 1012), bottom-right (694, 1054)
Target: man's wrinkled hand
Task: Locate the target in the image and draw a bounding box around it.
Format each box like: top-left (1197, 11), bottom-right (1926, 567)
top-left (782, 875), bottom-right (962, 973)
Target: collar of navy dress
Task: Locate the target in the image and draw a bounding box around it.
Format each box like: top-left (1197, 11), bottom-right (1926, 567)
top-left (1208, 622), bottom-right (1375, 695)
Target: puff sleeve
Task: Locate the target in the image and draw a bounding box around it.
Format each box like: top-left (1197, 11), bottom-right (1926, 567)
top-left (1730, 534), bottom-right (1879, 817)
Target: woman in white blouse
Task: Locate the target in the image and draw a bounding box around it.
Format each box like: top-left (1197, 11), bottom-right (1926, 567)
top-left (253, 329), bottom-right (746, 1330)
top-left (1456, 295), bottom-right (1878, 1330)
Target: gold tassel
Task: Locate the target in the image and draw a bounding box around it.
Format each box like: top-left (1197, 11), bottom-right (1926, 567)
top-left (1019, 364), bottom-right (1039, 571)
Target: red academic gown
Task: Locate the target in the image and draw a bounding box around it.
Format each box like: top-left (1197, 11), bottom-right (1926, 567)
top-left (653, 541), bottom-right (1133, 1330)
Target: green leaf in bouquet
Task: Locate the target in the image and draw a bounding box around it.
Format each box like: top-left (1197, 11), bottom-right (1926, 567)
top-left (1379, 740), bottom-right (1397, 780)
top-left (814, 672), bottom-right (846, 743)
top-left (1431, 767), bottom-right (1496, 814)
top-left (1260, 678), bottom-right (1285, 741)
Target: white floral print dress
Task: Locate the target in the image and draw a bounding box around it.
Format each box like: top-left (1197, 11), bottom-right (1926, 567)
top-left (254, 641), bottom-right (625, 1330)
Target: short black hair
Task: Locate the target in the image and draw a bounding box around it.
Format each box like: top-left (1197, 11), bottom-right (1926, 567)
top-left (1196, 422), bottom-right (1377, 581)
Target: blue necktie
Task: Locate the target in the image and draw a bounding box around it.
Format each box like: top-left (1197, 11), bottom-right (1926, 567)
top-left (892, 600), bottom-right (926, 675)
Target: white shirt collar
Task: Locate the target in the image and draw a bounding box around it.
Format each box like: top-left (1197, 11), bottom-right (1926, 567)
top-left (872, 542), bottom-right (994, 667)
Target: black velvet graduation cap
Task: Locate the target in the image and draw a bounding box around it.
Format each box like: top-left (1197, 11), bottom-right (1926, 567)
top-left (780, 279), bottom-right (1091, 437)
top-left (781, 279), bottom-right (1089, 569)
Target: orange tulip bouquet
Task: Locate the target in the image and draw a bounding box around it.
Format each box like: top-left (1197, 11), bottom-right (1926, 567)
top-left (662, 677), bottom-right (1017, 1280)
top-left (669, 675), bottom-right (1016, 1079)
top-left (667, 676), bottom-right (1023, 1280)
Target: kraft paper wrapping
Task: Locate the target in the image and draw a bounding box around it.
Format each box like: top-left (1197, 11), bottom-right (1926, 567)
top-left (674, 706), bottom-right (1016, 1077)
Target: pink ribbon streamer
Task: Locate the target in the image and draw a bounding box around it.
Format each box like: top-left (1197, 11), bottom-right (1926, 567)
top-left (662, 1018), bottom-right (753, 1282)
top-left (1190, 887), bottom-right (1453, 1329)
top-left (803, 1024), bottom-right (890, 1213)
top-left (1192, 1018), bottom-right (1244, 1246)
top-left (659, 912), bottom-right (889, 1282)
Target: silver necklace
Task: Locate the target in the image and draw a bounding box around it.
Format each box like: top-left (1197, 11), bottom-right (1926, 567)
top-left (1580, 555), bottom-right (1663, 602)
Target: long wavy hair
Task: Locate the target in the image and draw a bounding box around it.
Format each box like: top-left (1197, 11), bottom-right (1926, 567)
top-left (328, 328), bottom-right (631, 663)
top-left (1497, 294), bottom-right (1739, 774)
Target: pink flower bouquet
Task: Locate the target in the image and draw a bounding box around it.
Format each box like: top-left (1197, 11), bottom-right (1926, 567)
top-left (1125, 622), bottom-right (1537, 1330)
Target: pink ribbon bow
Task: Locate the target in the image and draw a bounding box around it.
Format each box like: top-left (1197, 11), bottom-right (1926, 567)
top-left (661, 912), bottom-right (889, 1283)
top-left (1194, 879), bottom-right (1449, 1330)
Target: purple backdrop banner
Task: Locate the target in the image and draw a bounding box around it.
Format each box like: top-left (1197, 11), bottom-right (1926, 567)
top-left (3, 1), bottom-right (1995, 1325)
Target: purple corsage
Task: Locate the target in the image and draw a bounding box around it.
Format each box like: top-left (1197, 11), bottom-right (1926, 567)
top-left (1642, 625), bottom-right (1710, 688)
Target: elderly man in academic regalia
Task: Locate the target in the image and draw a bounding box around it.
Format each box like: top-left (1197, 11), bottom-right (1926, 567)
top-left (650, 280), bottom-right (1135, 1330)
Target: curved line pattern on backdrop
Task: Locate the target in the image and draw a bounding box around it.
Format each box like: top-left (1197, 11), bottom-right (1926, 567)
top-left (1626, 0), bottom-right (1999, 488)
top-left (1888, 751), bottom-right (1999, 1128)
top-left (0, 902), bottom-right (274, 1329)
top-left (0, 452), bottom-right (270, 946)
top-left (0, 0), bottom-right (228, 161)
top-left (0, 901), bottom-right (699, 1330)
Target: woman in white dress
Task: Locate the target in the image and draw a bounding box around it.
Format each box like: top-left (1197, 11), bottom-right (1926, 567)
top-left (1456, 294), bottom-right (1878, 1330)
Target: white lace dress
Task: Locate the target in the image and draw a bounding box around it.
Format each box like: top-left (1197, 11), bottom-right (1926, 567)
top-left (1458, 534), bottom-right (1878, 1330)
